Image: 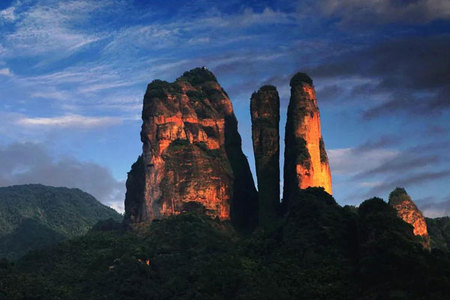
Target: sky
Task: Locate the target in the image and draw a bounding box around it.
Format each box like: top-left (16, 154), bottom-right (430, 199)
top-left (0, 0), bottom-right (449, 216)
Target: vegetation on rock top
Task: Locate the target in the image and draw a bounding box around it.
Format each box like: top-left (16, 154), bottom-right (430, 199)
top-left (290, 72), bottom-right (313, 86)
top-left (178, 67), bottom-right (218, 85)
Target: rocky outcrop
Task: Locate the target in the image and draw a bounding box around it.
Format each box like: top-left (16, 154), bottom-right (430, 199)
top-left (250, 85), bottom-right (280, 226)
top-left (389, 188), bottom-right (431, 249)
top-left (283, 73), bottom-right (332, 202)
top-left (124, 68), bottom-right (258, 230)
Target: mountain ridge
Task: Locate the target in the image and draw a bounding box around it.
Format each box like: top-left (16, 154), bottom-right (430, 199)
top-left (0, 184), bottom-right (122, 259)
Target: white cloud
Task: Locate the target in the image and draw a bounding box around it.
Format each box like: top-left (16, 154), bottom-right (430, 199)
top-left (77, 81), bottom-right (134, 93)
top-left (30, 91), bottom-right (68, 100)
top-left (0, 7), bottom-right (16, 22)
top-left (0, 68), bottom-right (12, 76)
top-left (16, 114), bottom-right (122, 128)
top-left (359, 181), bottom-right (383, 188)
top-left (328, 147), bottom-right (399, 176)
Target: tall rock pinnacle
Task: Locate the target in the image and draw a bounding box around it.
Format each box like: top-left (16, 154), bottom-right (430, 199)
top-left (251, 85), bottom-right (280, 227)
top-left (124, 68), bottom-right (258, 230)
top-left (283, 72), bottom-right (332, 202)
top-left (389, 188), bottom-right (431, 249)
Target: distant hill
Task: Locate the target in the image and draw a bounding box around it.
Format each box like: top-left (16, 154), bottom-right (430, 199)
top-left (0, 184), bottom-right (122, 259)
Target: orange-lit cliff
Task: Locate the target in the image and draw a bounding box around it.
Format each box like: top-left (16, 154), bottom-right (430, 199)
top-left (124, 68), bottom-right (258, 230)
top-left (389, 188), bottom-right (431, 249)
top-left (283, 73), bottom-right (332, 202)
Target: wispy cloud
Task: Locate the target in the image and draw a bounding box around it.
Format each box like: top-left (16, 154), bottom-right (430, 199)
top-left (104, 7), bottom-right (297, 54)
top-left (0, 0), bottom-right (116, 58)
top-left (364, 170), bottom-right (450, 199)
top-left (328, 147), bottom-right (399, 176)
top-left (30, 90), bottom-right (68, 100)
top-left (16, 114), bottom-right (122, 128)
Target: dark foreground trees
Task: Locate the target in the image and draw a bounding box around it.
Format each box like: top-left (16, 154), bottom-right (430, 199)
top-left (1, 188), bottom-right (449, 299)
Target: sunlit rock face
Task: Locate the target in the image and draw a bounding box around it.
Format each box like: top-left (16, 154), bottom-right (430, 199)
top-left (124, 68), bottom-right (258, 230)
top-left (389, 188), bottom-right (431, 249)
top-left (251, 85), bottom-right (280, 227)
top-left (283, 73), bottom-right (332, 202)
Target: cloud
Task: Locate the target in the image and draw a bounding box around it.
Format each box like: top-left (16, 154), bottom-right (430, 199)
top-left (208, 7), bottom-right (296, 27)
top-left (0, 6), bottom-right (16, 22)
top-left (363, 86), bottom-right (450, 119)
top-left (329, 136), bottom-right (450, 210)
top-left (0, 0), bottom-right (115, 58)
top-left (0, 142), bottom-right (125, 212)
top-left (419, 198), bottom-right (450, 218)
top-left (364, 170), bottom-right (450, 198)
top-left (16, 114), bottom-right (122, 128)
top-left (0, 68), bottom-right (12, 76)
top-left (320, 0), bottom-right (450, 25)
top-left (328, 142), bottom-right (399, 176)
top-left (307, 35), bottom-right (450, 118)
top-left (355, 154), bottom-right (440, 179)
top-left (350, 139), bottom-right (450, 180)
top-left (104, 7), bottom-right (296, 54)
top-left (30, 90), bottom-right (68, 100)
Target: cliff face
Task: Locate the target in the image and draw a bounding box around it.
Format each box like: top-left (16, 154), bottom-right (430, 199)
top-left (250, 85), bottom-right (280, 226)
top-left (389, 188), bottom-right (430, 249)
top-left (124, 68), bottom-right (257, 229)
top-left (283, 73), bottom-right (332, 202)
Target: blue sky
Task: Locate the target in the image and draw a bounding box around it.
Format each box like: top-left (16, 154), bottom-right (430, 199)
top-left (0, 0), bottom-right (449, 216)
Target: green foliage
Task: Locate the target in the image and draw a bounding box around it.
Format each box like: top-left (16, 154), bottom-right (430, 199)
top-left (90, 218), bottom-right (123, 232)
top-left (258, 85), bottom-right (277, 92)
top-left (290, 72), bottom-right (313, 86)
top-left (186, 90), bottom-right (207, 101)
top-left (168, 138), bottom-right (191, 150)
top-left (319, 137), bottom-right (328, 163)
top-left (1, 190), bottom-right (449, 299)
top-left (0, 184), bottom-right (122, 260)
top-left (186, 89), bottom-right (217, 118)
top-left (145, 80), bottom-right (182, 99)
top-left (388, 187), bottom-right (410, 206)
top-left (426, 216), bottom-right (450, 251)
top-left (145, 80), bottom-right (170, 98)
top-left (181, 202), bottom-right (207, 214)
top-left (179, 67), bottom-right (217, 85)
top-left (295, 137), bottom-right (311, 169)
top-left (357, 197), bottom-right (450, 299)
top-left (195, 142), bottom-right (222, 159)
